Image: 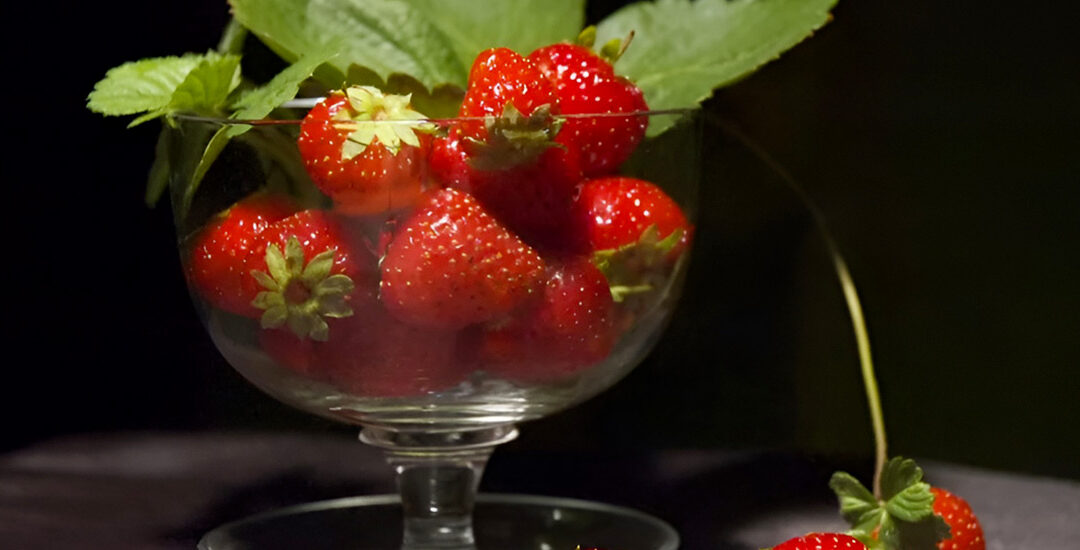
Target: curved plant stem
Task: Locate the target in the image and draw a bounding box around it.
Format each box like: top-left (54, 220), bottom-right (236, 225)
top-left (217, 17), bottom-right (248, 55)
top-left (709, 115), bottom-right (888, 498)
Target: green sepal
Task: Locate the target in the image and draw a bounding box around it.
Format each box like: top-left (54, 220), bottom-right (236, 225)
top-left (346, 65), bottom-right (465, 119)
top-left (251, 236), bottom-right (355, 342)
top-left (830, 458), bottom-right (950, 550)
top-left (576, 26), bottom-right (597, 48)
top-left (593, 225), bottom-right (684, 302)
top-left (829, 471), bottom-right (879, 526)
top-left (330, 85), bottom-right (436, 160)
top-left (466, 103), bottom-right (564, 171)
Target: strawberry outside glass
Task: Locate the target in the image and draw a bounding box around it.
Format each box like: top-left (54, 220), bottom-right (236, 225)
top-left (171, 107), bottom-right (700, 550)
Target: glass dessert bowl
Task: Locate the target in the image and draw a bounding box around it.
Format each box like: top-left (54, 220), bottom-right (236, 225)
top-left (173, 102), bottom-right (700, 549)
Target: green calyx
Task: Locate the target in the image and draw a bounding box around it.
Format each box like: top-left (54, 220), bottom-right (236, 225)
top-left (465, 103), bottom-right (564, 171)
top-left (830, 457), bottom-right (950, 550)
top-left (251, 236), bottom-right (355, 342)
top-left (333, 85), bottom-right (435, 160)
top-left (575, 25), bottom-right (632, 65)
top-left (594, 225), bottom-right (684, 303)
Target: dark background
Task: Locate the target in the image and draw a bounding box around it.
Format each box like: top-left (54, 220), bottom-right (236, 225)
top-left (7, 1), bottom-right (1078, 480)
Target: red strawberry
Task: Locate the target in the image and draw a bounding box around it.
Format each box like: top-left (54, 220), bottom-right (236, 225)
top-left (931, 487), bottom-right (985, 550)
top-left (430, 133), bottom-right (585, 252)
top-left (246, 209), bottom-right (375, 342)
top-left (297, 86), bottom-right (433, 216)
top-left (186, 193), bottom-right (298, 317)
top-left (455, 47), bottom-right (560, 146)
top-left (771, 533), bottom-right (868, 550)
top-left (319, 308), bottom-right (466, 398)
top-left (576, 176), bottom-right (689, 255)
top-left (529, 32), bottom-right (649, 176)
top-left (379, 188), bottom-right (546, 329)
top-left (482, 257), bottom-right (616, 382)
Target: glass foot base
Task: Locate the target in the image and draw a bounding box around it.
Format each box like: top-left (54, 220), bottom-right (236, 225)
top-left (198, 493), bottom-right (679, 550)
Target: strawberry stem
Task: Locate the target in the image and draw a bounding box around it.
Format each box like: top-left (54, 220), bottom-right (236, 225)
top-left (709, 115), bottom-right (889, 498)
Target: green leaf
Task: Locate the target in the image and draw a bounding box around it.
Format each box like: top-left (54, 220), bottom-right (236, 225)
top-left (829, 471), bottom-right (879, 525)
top-left (87, 54), bottom-right (205, 116)
top-left (400, 0), bottom-right (585, 63)
top-left (229, 0), bottom-right (466, 90)
top-left (886, 482), bottom-right (936, 523)
top-left (228, 46), bottom-right (340, 137)
top-left (182, 126), bottom-right (233, 213)
top-left (880, 457), bottom-right (925, 501)
top-left (129, 52), bottom-right (242, 127)
top-left (595, 0), bottom-right (838, 136)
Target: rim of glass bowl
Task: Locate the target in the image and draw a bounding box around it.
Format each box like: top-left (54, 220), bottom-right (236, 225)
top-left (171, 99), bottom-right (698, 127)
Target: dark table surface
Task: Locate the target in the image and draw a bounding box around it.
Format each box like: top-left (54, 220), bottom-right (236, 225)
top-left (2, 431), bottom-right (1077, 549)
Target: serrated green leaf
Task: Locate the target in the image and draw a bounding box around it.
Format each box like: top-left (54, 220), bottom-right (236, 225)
top-left (595, 0), bottom-right (837, 136)
top-left (401, 0), bottom-right (585, 63)
top-left (886, 482), bottom-right (936, 522)
top-left (829, 471), bottom-right (880, 525)
top-left (880, 457), bottom-right (925, 501)
top-left (87, 54), bottom-right (205, 116)
top-left (230, 0), bottom-right (466, 90)
top-left (168, 53), bottom-right (242, 113)
top-left (227, 46), bottom-right (340, 138)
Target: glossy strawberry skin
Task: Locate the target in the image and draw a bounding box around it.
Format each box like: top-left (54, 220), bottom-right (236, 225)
top-left (244, 209), bottom-right (376, 308)
top-left (482, 257), bottom-right (616, 382)
top-left (528, 43), bottom-right (648, 176)
top-left (576, 176), bottom-right (690, 255)
top-left (186, 194), bottom-right (298, 317)
top-left (430, 133), bottom-right (586, 253)
top-left (772, 533), bottom-right (868, 550)
top-left (298, 93), bottom-right (428, 215)
top-left (931, 487), bottom-right (985, 550)
top-left (379, 188), bottom-right (546, 329)
top-left (455, 47), bottom-right (560, 142)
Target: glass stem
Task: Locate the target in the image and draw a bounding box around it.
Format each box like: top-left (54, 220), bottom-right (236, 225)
top-left (360, 425), bottom-right (518, 550)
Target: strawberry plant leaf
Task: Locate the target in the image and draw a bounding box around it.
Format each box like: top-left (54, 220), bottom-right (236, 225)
top-left (885, 482), bottom-right (936, 523)
top-left (87, 54), bottom-right (207, 116)
top-left (829, 471), bottom-right (879, 525)
top-left (227, 46), bottom-right (341, 138)
top-left (595, 0), bottom-right (838, 137)
top-left (229, 0), bottom-right (466, 90)
top-left (145, 128), bottom-right (175, 207)
top-left (400, 0), bottom-right (585, 64)
top-left (879, 457), bottom-right (924, 501)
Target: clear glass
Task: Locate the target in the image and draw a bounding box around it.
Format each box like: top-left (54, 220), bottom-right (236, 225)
top-left (170, 108), bottom-right (700, 549)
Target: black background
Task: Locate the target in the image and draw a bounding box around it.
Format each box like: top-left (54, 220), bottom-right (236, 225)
top-left (7, 1), bottom-right (1079, 479)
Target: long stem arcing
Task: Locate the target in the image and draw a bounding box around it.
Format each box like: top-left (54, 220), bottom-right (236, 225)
top-left (710, 115), bottom-right (888, 498)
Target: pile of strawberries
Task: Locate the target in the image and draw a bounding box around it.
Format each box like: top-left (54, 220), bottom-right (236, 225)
top-left (185, 37), bottom-right (691, 397)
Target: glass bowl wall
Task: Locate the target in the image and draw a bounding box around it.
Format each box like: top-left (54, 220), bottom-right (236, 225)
top-left (170, 110), bottom-right (700, 434)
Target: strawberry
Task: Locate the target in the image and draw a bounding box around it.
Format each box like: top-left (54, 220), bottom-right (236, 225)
top-left (481, 257), bottom-right (616, 382)
top-left (246, 209), bottom-right (374, 342)
top-left (379, 188), bottom-right (546, 329)
top-left (430, 47), bottom-right (584, 252)
top-left (771, 533), bottom-right (868, 550)
top-left (576, 176), bottom-right (689, 255)
top-left (528, 29), bottom-right (649, 176)
top-left (430, 133), bottom-right (585, 252)
top-left (320, 308), bottom-right (467, 398)
top-left (455, 47), bottom-right (561, 149)
top-left (297, 86), bottom-right (433, 216)
top-left (831, 458), bottom-right (983, 550)
top-left (930, 487), bottom-right (985, 550)
top-left (185, 193), bottom-right (298, 317)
